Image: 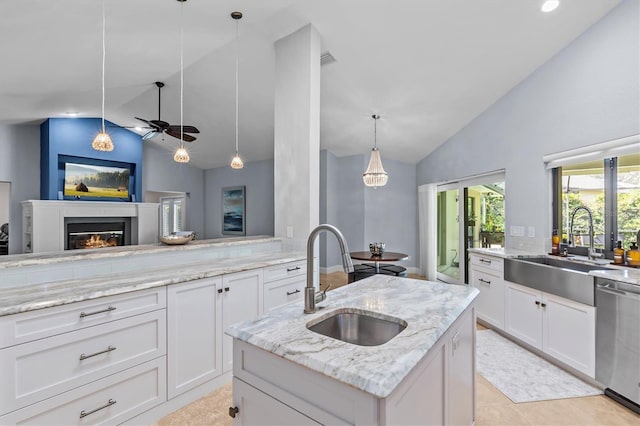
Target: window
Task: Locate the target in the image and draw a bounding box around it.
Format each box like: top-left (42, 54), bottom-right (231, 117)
top-left (553, 153), bottom-right (640, 254)
top-left (160, 196), bottom-right (185, 236)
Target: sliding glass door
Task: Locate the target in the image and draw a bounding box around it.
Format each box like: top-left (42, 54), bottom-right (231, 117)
top-left (436, 173), bottom-right (505, 284)
top-left (437, 185), bottom-right (460, 283)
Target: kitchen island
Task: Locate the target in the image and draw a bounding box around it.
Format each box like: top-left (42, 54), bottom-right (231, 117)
top-left (226, 275), bottom-right (479, 425)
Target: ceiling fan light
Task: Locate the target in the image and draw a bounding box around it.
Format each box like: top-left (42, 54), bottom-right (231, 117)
top-left (230, 153), bottom-right (244, 169)
top-left (174, 146), bottom-right (190, 163)
top-left (92, 131), bottom-right (114, 152)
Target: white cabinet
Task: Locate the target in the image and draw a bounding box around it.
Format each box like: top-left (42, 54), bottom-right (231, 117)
top-left (0, 288), bottom-right (166, 422)
top-left (231, 305), bottom-right (476, 425)
top-left (222, 269), bottom-right (264, 373)
top-left (167, 277), bottom-right (223, 399)
top-left (505, 281), bottom-right (595, 377)
top-left (263, 260), bottom-right (306, 312)
top-left (232, 377), bottom-right (320, 426)
top-left (469, 253), bottom-right (505, 329)
top-left (166, 268), bottom-right (265, 399)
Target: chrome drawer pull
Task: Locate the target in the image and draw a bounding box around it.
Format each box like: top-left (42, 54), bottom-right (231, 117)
top-left (79, 345), bottom-right (117, 361)
top-left (286, 289), bottom-right (301, 296)
top-left (479, 259), bottom-right (492, 264)
top-left (79, 306), bottom-right (116, 318)
top-left (287, 266), bottom-right (301, 272)
top-left (80, 399), bottom-right (116, 418)
top-left (478, 278), bottom-right (491, 285)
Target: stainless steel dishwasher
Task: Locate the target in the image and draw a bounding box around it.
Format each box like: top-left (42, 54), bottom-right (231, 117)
top-left (595, 277), bottom-right (640, 414)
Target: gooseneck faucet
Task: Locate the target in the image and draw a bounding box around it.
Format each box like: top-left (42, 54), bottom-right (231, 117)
top-left (569, 206), bottom-right (603, 261)
top-left (305, 224), bottom-right (354, 314)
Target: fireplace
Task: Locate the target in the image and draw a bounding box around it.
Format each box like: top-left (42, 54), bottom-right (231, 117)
top-left (65, 218), bottom-right (131, 250)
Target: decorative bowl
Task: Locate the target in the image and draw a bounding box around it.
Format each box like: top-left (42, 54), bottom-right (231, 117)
top-left (160, 232), bottom-right (194, 245)
top-left (369, 242), bottom-right (385, 256)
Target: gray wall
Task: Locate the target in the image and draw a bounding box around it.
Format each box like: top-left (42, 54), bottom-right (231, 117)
top-left (416, 0), bottom-right (639, 252)
top-left (0, 124), bottom-right (41, 254)
top-left (204, 159), bottom-right (274, 238)
top-left (142, 143), bottom-right (206, 237)
top-left (320, 151), bottom-right (417, 271)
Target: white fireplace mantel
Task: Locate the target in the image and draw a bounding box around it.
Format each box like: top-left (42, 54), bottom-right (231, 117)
top-left (21, 200), bottom-right (159, 253)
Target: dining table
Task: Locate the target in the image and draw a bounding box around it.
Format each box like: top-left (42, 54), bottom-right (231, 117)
top-left (349, 251), bottom-right (409, 274)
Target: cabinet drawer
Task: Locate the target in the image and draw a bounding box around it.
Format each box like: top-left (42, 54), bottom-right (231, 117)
top-left (469, 254), bottom-right (503, 275)
top-left (264, 276), bottom-right (306, 312)
top-left (0, 310), bottom-right (166, 413)
top-left (0, 357), bottom-right (166, 425)
top-left (0, 288), bottom-right (166, 348)
top-left (263, 260), bottom-right (306, 283)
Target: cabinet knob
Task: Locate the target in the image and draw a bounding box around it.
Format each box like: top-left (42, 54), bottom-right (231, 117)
top-left (541, 302), bottom-right (547, 308)
top-left (228, 406), bottom-right (239, 418)
top-left (535, 301), bottom-right (540, 306)
top-left (218, 288), bottom-right (223, 294)
top-left (225, 287), bottom-right (230, 292)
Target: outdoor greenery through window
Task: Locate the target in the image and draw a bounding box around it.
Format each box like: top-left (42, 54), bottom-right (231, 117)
top-left (555, 153), bottom-right (640, 253)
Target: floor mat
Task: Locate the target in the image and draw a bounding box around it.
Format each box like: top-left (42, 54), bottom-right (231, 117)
top-left (476, 329), bottom-right (602, 403)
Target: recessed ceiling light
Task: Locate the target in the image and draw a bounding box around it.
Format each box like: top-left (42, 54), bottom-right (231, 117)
top-left (64, 112), bottom-right (79, 117)
top-left (541, 0), bottom-right (560, 13)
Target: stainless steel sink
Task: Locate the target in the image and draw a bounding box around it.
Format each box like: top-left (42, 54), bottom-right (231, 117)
top-left (306, 309), bottom-right (407, 346)
top-left (504, 256), bottom-right (613, 306)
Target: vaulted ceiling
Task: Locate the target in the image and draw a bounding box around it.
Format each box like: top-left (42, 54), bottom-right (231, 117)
top-left (0, 0), bottom-right (622, 169)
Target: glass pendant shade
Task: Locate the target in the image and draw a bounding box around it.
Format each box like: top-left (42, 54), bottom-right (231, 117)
top-left (174, 146), bottom-right (190, 163)
top-left (230, 152), bottom-right (244, 169)
top-left (92, 131), bottom-right (114, 152)
top-left (363, 147), bottom-right (388, 187)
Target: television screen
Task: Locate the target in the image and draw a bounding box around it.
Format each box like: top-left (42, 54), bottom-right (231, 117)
top-left (64, 162), bottom-right (130, 199)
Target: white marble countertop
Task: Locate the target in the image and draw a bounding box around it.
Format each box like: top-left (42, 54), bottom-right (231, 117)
top-left (226, 275), bottom-right (479, 398)
top-left (590, 268), bottom-right (640, 286)
top-left (0, 251), bottom-right (304, 317)
top-left (0, 236), bottom-right (279, 270)
top-left (469, 248), bottom-right (639, 284)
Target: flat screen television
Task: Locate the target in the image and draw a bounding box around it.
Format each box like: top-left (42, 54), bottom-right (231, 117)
top-left (63, 162), bottom-right (131, 200)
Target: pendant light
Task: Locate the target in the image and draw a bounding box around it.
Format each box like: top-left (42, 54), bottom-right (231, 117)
top-left (92, 0), bottom-right (114, 152)
top-left (230, 11), bottom-right (244, 169)
top-left (173, 0), bottom-right (190, 163)
top-left (363, 114), bottom-right (388, 188)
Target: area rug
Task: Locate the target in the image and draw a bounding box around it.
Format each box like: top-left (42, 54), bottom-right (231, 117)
top-left (476, 329), bottom-right (602, 403)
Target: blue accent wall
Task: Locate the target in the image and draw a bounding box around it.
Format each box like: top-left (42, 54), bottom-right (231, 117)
top-left (40, 118), bottom-right (143, 200)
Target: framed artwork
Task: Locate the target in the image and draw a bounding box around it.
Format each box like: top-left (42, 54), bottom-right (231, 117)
top-left (222, 186), bottom-right (246, 235)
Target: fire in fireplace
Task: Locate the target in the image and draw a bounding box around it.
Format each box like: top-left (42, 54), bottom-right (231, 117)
top-left (66, 220), bottom-right (129, 250)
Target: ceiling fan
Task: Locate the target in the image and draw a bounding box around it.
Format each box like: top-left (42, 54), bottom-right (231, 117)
top-left (135, 81), bottom-right (200, 142)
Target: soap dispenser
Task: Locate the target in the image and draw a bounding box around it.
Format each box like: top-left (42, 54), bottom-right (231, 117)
top-left (613, 241), bottom-right (624, 265)
top-left (628, 242), bottom-right (640, 267)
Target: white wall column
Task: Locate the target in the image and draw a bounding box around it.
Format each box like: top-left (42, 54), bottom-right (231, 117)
top-left (274, 24), bottom-right (321, 250)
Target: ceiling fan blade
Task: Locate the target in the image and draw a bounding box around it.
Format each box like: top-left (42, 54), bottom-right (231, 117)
top-left (135, 116), bottom-right (156, 127)
top-left (150, 119), bottom-right (170, 129)
top-left (165, 128), bottom-right (196, 142)
top-left (166, 125), bottom-right (199, 134)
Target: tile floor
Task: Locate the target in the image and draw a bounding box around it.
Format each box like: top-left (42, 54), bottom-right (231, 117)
top-left (156, 272), bottom-right (640, 426)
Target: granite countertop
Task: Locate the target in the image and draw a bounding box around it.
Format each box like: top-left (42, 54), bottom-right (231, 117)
top-left (226, 275), bottom-right (479, 398)
top-left (0, 236), bottom-right (279, 270)
top-left (0, 251), bottom-right (305, 317)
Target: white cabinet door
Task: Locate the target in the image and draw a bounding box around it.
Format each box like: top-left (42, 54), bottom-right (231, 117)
top-left (470, 267), bottom-right (504, 329)
top-left (505, 282), bottom-right (542, 349)
top-left (167, 277), bottom-right (223, 399)
top-left (448, 309), bottom-right (475, 426)
top-left (543, 293), bottom-right (595, 377)
top-left (232, 378), bottom-right (320, 426)
top-left (223, 270), bottom-right (264, 372)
